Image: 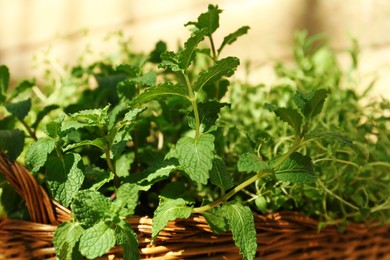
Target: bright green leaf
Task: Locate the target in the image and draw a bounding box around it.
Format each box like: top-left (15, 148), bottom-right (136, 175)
top-left (158, 51), bottom-right (181, 71)
top-left (194, 57), bottom-right (239, 91)
top-left (218, 26), bottom-right (250, 55)
top-left (79, 221), bottom-right (116, 259)
top-left (44, 115), bottom-right (64, 138)
top-left (53, 222), bottom-right (84, 260)
top-left (201, 205), bottom-right (228, 234)
top-left (116, 183), bottom-right (139, 216)
top-left (63, 138), bottom-right (106, 153)
top-left (135, 159), bottom-right (179, 189)
top-left (185, 4), bottom-right (222, 35)
top-left (222, 201), bottom-right (257, 260)
top-left (0, 129), bottom-right (24, 161)
top-left (209, 157), bottom-right (233, 192)
top-left (25, 138), bottom-right (56, 172)
top-left (115, 152), bottom-right (134, 178)
top-left (5, 98), bottom-right (31, 121)
top-left (273, 152), bottom-right (316, 184)
top-left (115, 221), bottom-right (139, 260)
top-left (130, 71), bottom-right (156, 86)
top-left (152, 198), bottom-right (193, 240)
top-left (45, 153), bottom-right (85, 207)
top-left (237, 153), bottom-right (271, 173)
top-left (131, 82), bottom-right (188, 106)
top-left (175, 133), bottom-right (214, 184)
top-left (71, 190), bottom-right (111, 228)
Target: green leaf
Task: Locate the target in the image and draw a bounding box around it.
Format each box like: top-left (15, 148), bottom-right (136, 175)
top-left (194, 57), bottom-right (239, 91)
top-left (115, 152), bottom-right (134, 178)
top-left (31, 104), bottom-right (59, 130)
top-left (5, 98), bottom-right (31, 121)
top-left (201, 205), bottom-right (228, 234)
top-left (116, 183), bottom-right (139, 216)
top-left (129, 71), bottom-right (157, 86)
top-left (10, 80), bottom-right (34, 100)
top-left (25, 138), bottom-right (56, 172)
top-left (175, 133), bottom-right (215, 184)
top-left (185, 4), bottom-right (222, 35)
top-left (179, 30), bottom-right (205, 69)
top-left (134, 159), bottom-right (179, 189)
top-left (218, 26), bottom-right (250, 55)
top-left (79, 221), bottom-right (116, 259)
top-left (0, 129), bottom-right (24, 161)
top-left (152, 198), bottom-right (193, 240)
top-left (273, 152), bottom-right (316, 184)
top-left (64, 138), bottom-right (106, 153)
top-left (222, 201), bottom-right (257, 260)
top-left (45, 153), bottom-right (85, 207)
top-left (188, 101), bottom-right (229, 132)
top-left (237, 153), bottom-right (271, 173)
top-left (69, 105), bottom-right (110, 127)
top-left (44, 115), bottom-right (64, 138)
top-left (209, 157), bottom-right (233, 192)
top-left (294, 89), bottom-right (329, 120)
top-left (266, 105), bottom-right (303, 135)
top-left (115, 221), bottom-right (139, 260)
top-left (71, 190), bottom-right (111, 228)
top-left (0, 65), bottom-right (9, 103)
top-left (158, 51), bottom-right (181, 71)
top-left (53, 222), bottom-right (84, 260)
top-left (131, 82), bottom-right (188, 106)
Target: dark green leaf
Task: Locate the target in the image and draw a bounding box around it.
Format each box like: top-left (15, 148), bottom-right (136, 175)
top-left (45, 153), bottom-right (85, 207)
top-left (64, 138), bottom-right (106, 153)
top-left (201, 205), bottom-right (228, 234)
top-left (152, 198), bottom-right (193, 240)
top-left (188, 101), bottom-right (229, 132)
top-left (53, 222), bottom-right (84, 260)
top-left (131, 82), bottom-right (188, 106)
top-left (71, 190), bottom-right (111, 228)
top-left (0, 65), bottom-right (9, 103)
top-left (79, 221), bottom-right (116, 259)
top-left (222, 201), bottom-right (257, 260)
top-left (116, 183), bottom-right (139, 216)
top-left (25, 138), bottom-right (56, 172)
top-left (175, 133), bottom-right (215, 184)
top-left (133, 159), bottom-right (179, 189)
top-left (273, 152), bottom-right (316, 184)
top-left (266, 105), bottom-right (303, 135)
top-left (31, 104), bottom-right (60, 130)
top-left (194, 57), bottom-right (239, 91)
top-left (0, 129), bottom-right (24, 161)
top-left (149, 40), bottom-right (167, 63)
top-left (209, 157), bottom-right (233, 192)
top-left (5, 98), bottom-right (31, 121)
top-left (179, 30), bottom-right (206, 69)
top-left (185, 4), bottom-right (222, 35)
top-left (218, 26), bottom-right (250, 55)
top-left (44, 115), bottom-right (63, 138)
top-left (238, 153), bottom-right (271, 173)
top-left (294, 89), bottom-right (329, 120)
top-left (10, 80), bottom-right (34, 100)
top-left (158, 51), bottom-right (181, 71)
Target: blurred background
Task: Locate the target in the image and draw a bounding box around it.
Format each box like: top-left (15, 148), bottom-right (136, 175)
top-left (1, 0), bottom-right (389, 98)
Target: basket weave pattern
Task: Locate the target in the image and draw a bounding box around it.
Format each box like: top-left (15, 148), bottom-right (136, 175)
top-left (1, 151), bottom-right (389, 259)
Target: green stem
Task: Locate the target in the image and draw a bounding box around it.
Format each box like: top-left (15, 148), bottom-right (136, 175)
top-left (20, 119), bottom-right (37, 141)
top-left (184, 73), bottom-right (201, 139)
top-left (192, 171), bottom-right (271, 213)
top-left (209, 35), bottom-right (218, 61)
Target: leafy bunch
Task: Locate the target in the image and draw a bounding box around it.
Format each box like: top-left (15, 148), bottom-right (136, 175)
top-left (0, 4), bottom-right (389, 260)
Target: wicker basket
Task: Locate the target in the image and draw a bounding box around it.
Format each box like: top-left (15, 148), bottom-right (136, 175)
top-left (1, 151), bottom-right (389, 260)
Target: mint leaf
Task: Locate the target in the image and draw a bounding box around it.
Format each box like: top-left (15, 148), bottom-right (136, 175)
top-left (116, 183), bottom-right (139, 216)
top-left (69, 105), bottom-right (110, 127)
top-left (64, 138), bottom-right (106, 153)
top-left (237, 153), bottom-right (271, 173)
top-left (188, 101), bottom-right (229, 132)
top-left (158, 51), bottom-right (181, 71)
top-left (53, 222), bottom-right (84, 260)
top-left (209, 157), bottom-right (233, 192)
top-left (273, 152), bottom-right (316, 184)
top-left (294, 89), bottom-right (328, 120)
top-left (131, 83), bottom-right (188, 106)
top-left (115, 221), bottom-right (139, 260)
top-left (0, 65), bottom-right (9, 103)
top-left (79, 221), bottom-right (116, 259)
top-left (201, 205), bottom-right (228, 234)
top-left (194, 57), bottom-right (239, 91)
top-left (176, 133), bottom-right (214, 184)
top-left (10, 80), bottom-right (34, 100)
top-left (44, 115), bottom-right (63, 138)
top-left (32, 105), bottom-right (60, 130)
top-left (179, 30), bottom-right (205, 69)
top-left (5, 98), bottom-right (31, 121)
top-left (222, 201), bottom-right (257, 260)
top-left (152, 198), bottom-right (193, 240)
top-left (134, 159), bottom-right (179, 189)
top-left (129, 71), bottom-right (157, 86)
top-left (71, 190), bottom-right (111, 228)
top-left (45, 153), bottom-right (85, 207)
top-left (25, 138), bottom-right (56, 172)
top-left (218, 26), bottom-right (250, 55)
top-left (115, 153), bottom-right (134, 178)
top-left (266, 105), bottom-right (303, 135)
top-left (186, 4), bottom-right (222, 36)
top-left (0, 129), bottom-right (24, 161)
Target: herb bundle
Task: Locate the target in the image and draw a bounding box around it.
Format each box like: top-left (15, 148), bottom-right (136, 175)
top-left (0, 4), bottom-right (389, 260)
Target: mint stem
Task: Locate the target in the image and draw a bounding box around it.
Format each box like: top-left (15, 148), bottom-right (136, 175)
top-left (184, 73), bottom-right (201, 139)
